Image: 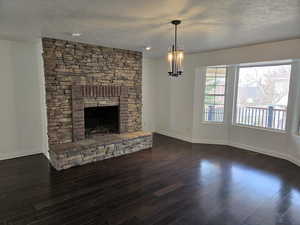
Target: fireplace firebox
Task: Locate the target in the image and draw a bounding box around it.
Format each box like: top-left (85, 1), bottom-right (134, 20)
top-left (84, 106), bottom-right (119, 137)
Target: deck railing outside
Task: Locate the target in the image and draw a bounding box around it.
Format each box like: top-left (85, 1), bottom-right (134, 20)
top-left (236, 106), bottom-right (286, 130)
top-left (205, 105), bottom-right (287, 130)
top-left (204, 106), bottom-right (224, 122)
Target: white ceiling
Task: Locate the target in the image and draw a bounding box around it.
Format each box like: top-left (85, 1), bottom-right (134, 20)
top-left (0, 0), bottom-right (300, 57)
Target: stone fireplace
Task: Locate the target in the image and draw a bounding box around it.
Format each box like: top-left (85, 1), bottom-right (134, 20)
top-left (42, 38), bottom-right (152, 170)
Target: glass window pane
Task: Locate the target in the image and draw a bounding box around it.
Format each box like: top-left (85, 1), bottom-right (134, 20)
top-left (215, 96), bottom-right (225, 105)
top-left (203, 66), bottom-right (227, 123)
top-left (206, 77), bottom-right (216, 86)
top-left (204, 104), bottom-right (224, 122)
top-left (205, 96), bottom-right (215, 105)
top-left (216, 77), bottom-right (225, 85)
top-left (235, 64), bottom-right (291, 130)
top-left (205, 85), bottom-right (225, 95)
top-left (205, 86), bottom-right (216, 95)
top-left (215, 85), bottom-right (225, 95)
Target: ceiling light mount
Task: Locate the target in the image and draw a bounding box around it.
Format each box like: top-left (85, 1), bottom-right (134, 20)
top-left (171, 20), bottom-right (181, 26)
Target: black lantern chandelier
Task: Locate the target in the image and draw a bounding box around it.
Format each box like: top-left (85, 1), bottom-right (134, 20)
top-left (168, 20), bottom-right (184, 77)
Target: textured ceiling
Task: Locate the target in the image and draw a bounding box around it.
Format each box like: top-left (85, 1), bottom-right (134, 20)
top-left (0, 0), bottom-right (300, 57)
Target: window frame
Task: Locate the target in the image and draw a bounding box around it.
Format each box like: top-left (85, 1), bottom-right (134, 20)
top-left (232, 62), bottom-right (292, 132)
top-left (202, 65), bottom-right (228, 124)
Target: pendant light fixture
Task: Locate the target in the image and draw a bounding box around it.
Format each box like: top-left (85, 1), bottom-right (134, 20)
top-left (168, 20), bottom-right (184, 77)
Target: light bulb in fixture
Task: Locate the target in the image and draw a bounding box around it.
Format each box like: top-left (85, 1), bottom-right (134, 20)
top-left (72, 33), bottom-right (81, 37)
top-left (145, 46), bottom-right (151, 51)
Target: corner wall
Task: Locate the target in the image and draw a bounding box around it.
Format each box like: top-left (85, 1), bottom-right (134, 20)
top-left (148, 39), bottom-right (300, 166)
top-left (0, 39), bottom-right (48, 160)
top-left (142, 57), bottom-right (157, 132)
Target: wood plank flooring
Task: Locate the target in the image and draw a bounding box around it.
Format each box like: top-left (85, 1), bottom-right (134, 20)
top-left (1, 134), bottom-right (300, 225)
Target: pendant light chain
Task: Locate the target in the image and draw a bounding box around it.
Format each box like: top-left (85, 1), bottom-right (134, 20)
top-left (168, 20), bottom-right (184, 77)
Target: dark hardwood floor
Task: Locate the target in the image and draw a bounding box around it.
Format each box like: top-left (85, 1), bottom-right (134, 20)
top-left (1, 134), bottom-right (300, 225)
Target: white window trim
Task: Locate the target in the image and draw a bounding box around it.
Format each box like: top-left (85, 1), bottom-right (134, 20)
top-left (232, 124), bottom-right (288, 134)
top-left (285, 61), bottom-right (300, 135)
top-left (201, 66), bottom-right (228, 124)
top-left (232, 62), bottom-right (292, 132)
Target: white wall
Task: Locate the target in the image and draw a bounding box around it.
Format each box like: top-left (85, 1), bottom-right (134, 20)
top-left (147, 39), bottom-right (300, 166)
top-left (0, 39), bottom-right (48, 160)
top-left (142, 57), bottom-right (157, 132)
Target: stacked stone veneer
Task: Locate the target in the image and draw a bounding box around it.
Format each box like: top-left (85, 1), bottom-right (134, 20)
top-left (50, 132), bottom-right (152, 170)
top-left (42, 38), bottom-right (142, 145)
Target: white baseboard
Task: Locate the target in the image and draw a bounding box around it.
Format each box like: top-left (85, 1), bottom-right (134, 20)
top-left (156, 129), bottom-right (194, 143)
top-left (286, 156), bottom-right (300, 167)
top-left (156, 129), bottom-right (300, 168)
top-left (0, 148), bottom-right (42, 161)
top-left (230, 142), bottom-right (300, 167)
top-left (156, 129), bottom-right (228, 145)
top-left (192, 138), bottom-right (229, 145)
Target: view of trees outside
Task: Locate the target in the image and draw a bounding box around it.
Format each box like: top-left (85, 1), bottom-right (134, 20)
top-left (236, 64), bottom-right (291, 130)
top-left (237, 65), bottom-right (291, 109)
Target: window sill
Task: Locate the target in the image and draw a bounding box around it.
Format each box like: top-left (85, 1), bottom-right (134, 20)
top-left (201, 121), bottom-right (225, 126)
top-left (232, 124), bottom-right (287, 134)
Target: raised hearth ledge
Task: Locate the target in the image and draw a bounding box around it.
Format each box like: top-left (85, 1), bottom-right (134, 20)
top-left (49, 131), bottom-right (153, 170)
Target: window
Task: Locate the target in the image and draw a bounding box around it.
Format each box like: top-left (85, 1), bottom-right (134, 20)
top-left (235, 64), bottom-right (291, 130)
top-left (203, 66), bottom-right (227, 122)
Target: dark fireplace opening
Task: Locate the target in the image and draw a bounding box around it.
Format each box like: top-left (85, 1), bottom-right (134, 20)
top-left (84, 106), bottom-right (119, 137)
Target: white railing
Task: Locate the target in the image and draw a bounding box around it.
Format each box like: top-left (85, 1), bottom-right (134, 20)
top-left (205, 105), bottom-right (287, 130)
top-left (236, 106), bottom-right (286, 130)
top-left (204, 106), bottom-right (224, 122)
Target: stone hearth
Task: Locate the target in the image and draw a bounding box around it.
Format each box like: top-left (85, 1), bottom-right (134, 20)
top-left (49, 132), bottom-right (152, 170)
